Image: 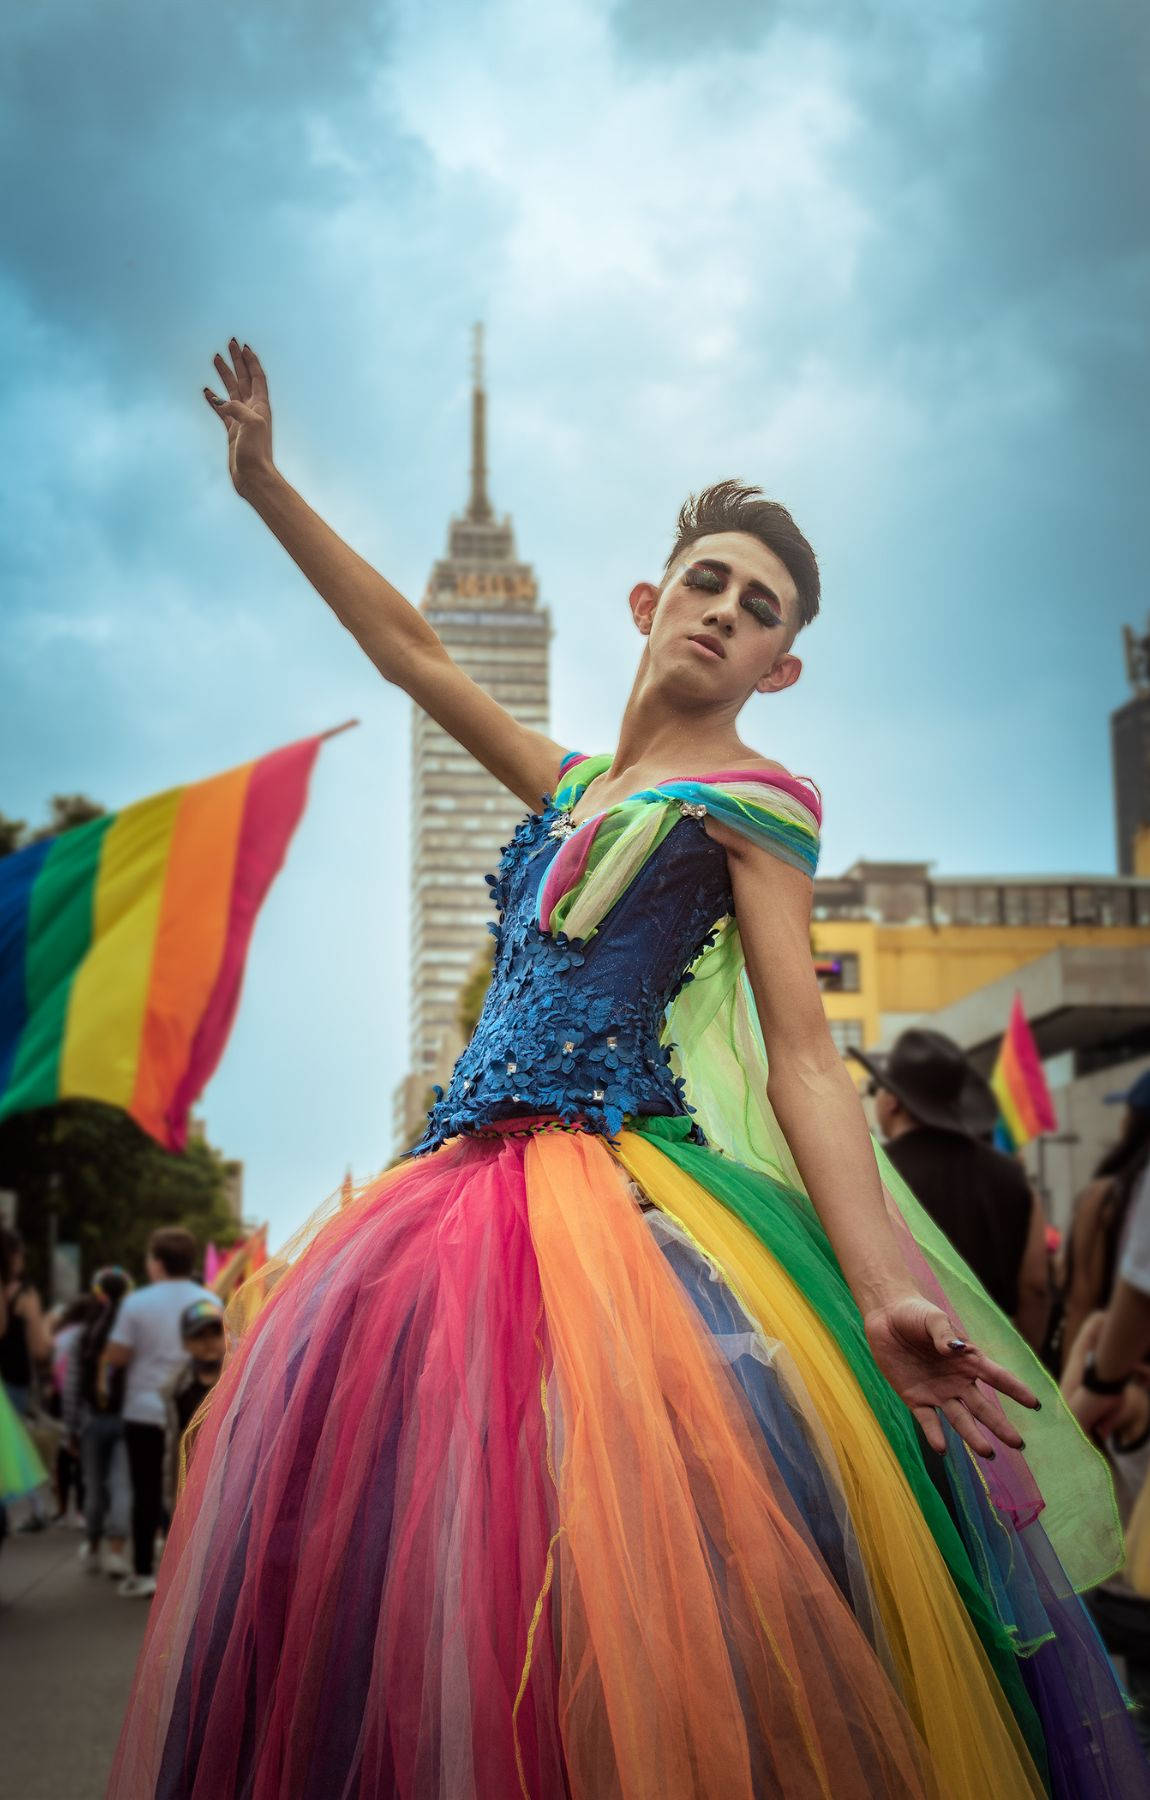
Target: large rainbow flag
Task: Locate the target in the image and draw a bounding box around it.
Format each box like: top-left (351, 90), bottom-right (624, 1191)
top-left (0, 732), bottom-right (332, 1151)
top-left (991, 992), bottom-right (1058, 1152)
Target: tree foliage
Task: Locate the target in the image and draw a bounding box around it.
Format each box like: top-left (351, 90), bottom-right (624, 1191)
top-left (0, 1104), bottom-right (242, 1290)
top-left (456, 939), bottom-right (495, 1041)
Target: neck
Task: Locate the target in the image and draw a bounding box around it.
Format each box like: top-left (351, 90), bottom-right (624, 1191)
top-left (609, 655), bottom-right (749, 783)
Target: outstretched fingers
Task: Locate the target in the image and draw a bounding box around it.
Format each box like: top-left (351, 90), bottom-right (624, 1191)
top-left (242, 343), bottom-right (268, 402)
top-left (959, 1380), bottom-right (1027, 1451)
top-left (203, 387), bottom-right (243, 428)
top-left (226, 336), bottom-right (252, 400)
top-left (912, 1405), bottom-right (946, 1456)
top-left (940, 1398), bottom-right (998, 1459)
top-left (965, 1348), bottom-right (1040, 1413)
top-left (213, 351), bottom-right (240, 400)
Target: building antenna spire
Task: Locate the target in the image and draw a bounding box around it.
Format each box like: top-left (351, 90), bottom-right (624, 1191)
top-left (467, 322), bottom-right (493, 524)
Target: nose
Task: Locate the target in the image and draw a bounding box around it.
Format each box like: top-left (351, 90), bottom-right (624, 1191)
top-left (702, 603), bottom-right (737, 636)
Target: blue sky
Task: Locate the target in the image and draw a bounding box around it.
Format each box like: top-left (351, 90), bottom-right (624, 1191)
top-left (3, 0), bottom-right (1147, 1244)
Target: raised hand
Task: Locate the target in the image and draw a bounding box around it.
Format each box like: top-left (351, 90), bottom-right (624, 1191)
top-left (864, 1293), bottom-right (1040, 1458)
top-left (203, 338), bottom-right (274, 497)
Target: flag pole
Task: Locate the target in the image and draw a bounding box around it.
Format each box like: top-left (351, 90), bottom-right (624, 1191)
top-left (318, 719), bottom-right (360, 742)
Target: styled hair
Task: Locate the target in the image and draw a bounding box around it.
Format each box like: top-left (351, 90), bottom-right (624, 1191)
top-left (663, 481), bottom-right (820, 630)
top-left (147, 1226), bottom-right (198, 1279)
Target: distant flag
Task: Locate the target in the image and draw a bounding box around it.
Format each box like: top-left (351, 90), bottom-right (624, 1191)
top-left (208, 1224), bottom-right (268, 1303)
top-left (0, 724), bottom-right (355, 1151)
top-left (991, 993), bottom-right (1057, 1151)
top-left (203, 1242), bottom-right (224, 1286)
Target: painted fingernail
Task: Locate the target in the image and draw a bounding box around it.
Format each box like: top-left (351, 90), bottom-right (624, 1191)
top-left (1032, 1400), bottom-right (1042, 1411)
top-left (986, 1449), bottom-right (996, 1459)
top-left (948, 1338), bottom-right (968, 1353)
top-left (1017, 1439), bottom-right (1026, 1450)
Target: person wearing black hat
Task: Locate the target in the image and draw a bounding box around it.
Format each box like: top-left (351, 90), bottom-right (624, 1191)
top-left (849, 1029), bottom-right (1049, 1346)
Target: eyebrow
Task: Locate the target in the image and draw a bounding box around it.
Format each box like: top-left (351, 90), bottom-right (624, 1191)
top-left (691, 558), bottom-right (784, 615)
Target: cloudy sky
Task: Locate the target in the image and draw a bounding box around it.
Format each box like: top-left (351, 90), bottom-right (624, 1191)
top-left (3, 0), bottom-right (1147, 1243)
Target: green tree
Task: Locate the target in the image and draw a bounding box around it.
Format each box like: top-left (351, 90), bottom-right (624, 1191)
top-left (30, 794), bottom-right (107, 841)
top-left (0, 1103), bottom-right (242, 1290)
top-left (456, 939), bottom-right (495, 1041)
top-left (0, 812), bottom-right (28, 858)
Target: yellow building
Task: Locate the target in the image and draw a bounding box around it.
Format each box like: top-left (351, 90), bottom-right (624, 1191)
top-left (812, 861), bottom-right (1150, 1074)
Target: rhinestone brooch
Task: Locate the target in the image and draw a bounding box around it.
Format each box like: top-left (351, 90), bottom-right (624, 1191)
top-left (679, 802), bottom-right (707, 820)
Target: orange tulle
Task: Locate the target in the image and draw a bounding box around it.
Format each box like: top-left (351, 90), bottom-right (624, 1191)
top-left (526, 1130), bottom-right (931, 1799)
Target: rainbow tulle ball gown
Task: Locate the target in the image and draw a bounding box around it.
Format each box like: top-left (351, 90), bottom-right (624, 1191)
top-left (110, 755), bottom-right (1146, 1799)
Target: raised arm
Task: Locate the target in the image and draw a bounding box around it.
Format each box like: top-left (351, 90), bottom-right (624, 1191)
top-left (204, 339), bottom-right (566, 810)
top-left (710, 822), bottom-right (1039, 1454)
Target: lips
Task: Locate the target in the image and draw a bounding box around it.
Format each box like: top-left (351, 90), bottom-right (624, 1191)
top-left (688, 632), bottom-right (726, 660)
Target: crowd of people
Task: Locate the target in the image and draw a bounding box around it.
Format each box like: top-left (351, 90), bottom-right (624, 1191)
top-left (0, 1225), bottom-right (223, 1599)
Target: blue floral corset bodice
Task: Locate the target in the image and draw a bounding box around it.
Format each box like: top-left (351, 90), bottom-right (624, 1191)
top-left (411, 796), bottom-right (734, 1154)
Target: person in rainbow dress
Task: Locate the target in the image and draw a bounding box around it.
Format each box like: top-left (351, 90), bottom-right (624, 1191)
top-left (109, 340), bottom-right (1146, 1798)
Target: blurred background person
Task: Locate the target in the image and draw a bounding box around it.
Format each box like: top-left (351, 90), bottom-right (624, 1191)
top-left (0, 1225), bottom-right (54, 1529)
top-left (104, 1228), bottom-right (219, 1598)
top-left (162, 1299), bottom-right (226, 1518)
top-left (1052, 1068), bottom-right (1150, 1374)
top-left (48, 1292), bottom-right (101, 1528)
top-left (851, 1029), bottom-right (1050, 1349)
top-left (73, 1267), bottom-right (135, 1580)
top-left (1062, 1169), bottom-right (1150, 1751)
top-left (0, 1236), bottom-right (50, 1554)
top-left (0, 1226), bottom-right (52, 1419)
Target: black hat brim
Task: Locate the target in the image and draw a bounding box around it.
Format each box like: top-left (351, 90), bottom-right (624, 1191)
top-left (848, 1044), bottom-right (999, 1139)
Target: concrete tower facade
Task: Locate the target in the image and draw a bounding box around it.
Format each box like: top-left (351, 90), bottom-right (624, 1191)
top-left (392, 329), bottom-right (551, 1151)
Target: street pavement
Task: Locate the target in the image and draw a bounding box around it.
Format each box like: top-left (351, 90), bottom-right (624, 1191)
top-left (0, 1526), bottom-right (148, 1800)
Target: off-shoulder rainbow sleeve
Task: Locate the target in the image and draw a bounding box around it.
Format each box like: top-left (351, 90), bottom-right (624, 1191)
top-left (539, 765), bottom-right (821, 940)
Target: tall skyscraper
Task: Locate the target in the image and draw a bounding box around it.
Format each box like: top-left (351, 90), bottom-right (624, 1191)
top-left (392, 329), bottom-right (552, 1151)
top-left (1112, 617), bottom-right (1150, 875)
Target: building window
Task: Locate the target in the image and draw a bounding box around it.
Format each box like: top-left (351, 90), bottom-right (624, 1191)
top-left (815, 952), bottom-right (860, 993)
top-left (931, 886), bottom-right (954, 926)
top-left (827, 1018), bottom-right (865, 1055)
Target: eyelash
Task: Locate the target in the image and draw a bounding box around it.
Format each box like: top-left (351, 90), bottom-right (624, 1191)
top-left (684, 566), bottom-right (723, 594)
top-left (683, 565), bottom-right (780, 627)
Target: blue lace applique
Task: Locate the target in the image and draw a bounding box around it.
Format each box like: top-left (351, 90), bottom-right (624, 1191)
top-left (410, 795), bottom-right (732, 1155)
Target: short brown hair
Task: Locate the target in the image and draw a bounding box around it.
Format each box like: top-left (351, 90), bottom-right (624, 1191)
top-left (664, 480), bottom-right (820, 629)
top-left (147, 1227), bottom-right (198, 1278)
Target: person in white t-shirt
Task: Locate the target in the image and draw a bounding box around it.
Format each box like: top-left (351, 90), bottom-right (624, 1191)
top-left (105, 1228), bottom-right (219, 1598)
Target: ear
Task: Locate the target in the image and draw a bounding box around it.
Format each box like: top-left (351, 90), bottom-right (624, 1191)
top-left (629, 580), bottom-right (660, 636)
top-left (754, 651), bottom-right (802, 695)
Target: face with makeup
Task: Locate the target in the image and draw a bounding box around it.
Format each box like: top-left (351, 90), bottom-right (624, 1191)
top-left (629, 531), bottom-right (804, 706)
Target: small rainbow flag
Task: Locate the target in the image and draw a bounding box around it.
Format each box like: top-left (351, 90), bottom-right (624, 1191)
top-left (0, 731), bottom-right (335, 1151)
top-left (208, 1224), bottom-right (268, 1302)
top-left (991, 992), bottom-right (1057, 1151)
